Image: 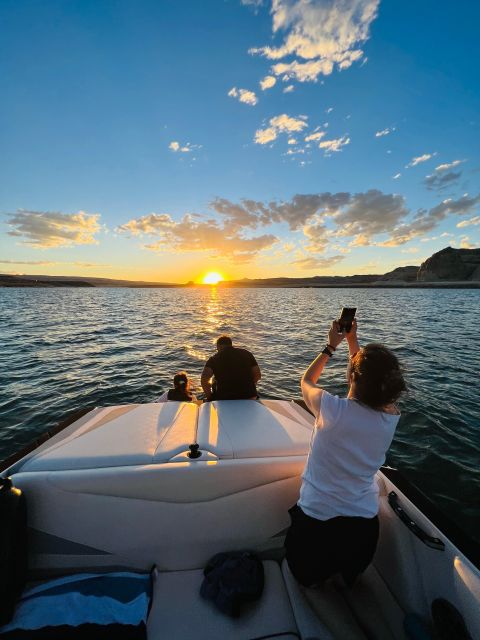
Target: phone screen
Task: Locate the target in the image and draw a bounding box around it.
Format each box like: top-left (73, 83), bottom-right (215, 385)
top-left (338, 307), bottom-right (356, 333)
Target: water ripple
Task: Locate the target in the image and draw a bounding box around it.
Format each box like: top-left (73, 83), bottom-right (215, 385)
top-left (0, 287), bottom-right (479, 541)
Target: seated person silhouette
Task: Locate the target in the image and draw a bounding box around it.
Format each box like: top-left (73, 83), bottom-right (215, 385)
top-left (156, 371), bottom-right (197, 403)
top-left (201, 335), bottom-right (261, 401)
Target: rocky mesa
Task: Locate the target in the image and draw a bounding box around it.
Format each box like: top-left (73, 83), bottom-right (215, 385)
top-left (417, 247), bottom-right (480, 282)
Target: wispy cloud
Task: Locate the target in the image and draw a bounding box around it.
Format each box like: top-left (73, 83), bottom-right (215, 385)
top-left (228, 87), bottom-right (258, 105)
top-left (291, 255), bottom-right (344, 270)
top-left (304, 131), bottom-right (326, 142)
top-left (254, 113), bottom-right (308, 144)
top-left (0, 259), bottom-right (109, 267)
top-left (319, 135), bottom-right (350, 154)
top-left (260, 75), bottom-right (276, 90)
top-left (249, 0), bottom-right (380, 83)
top-left (456, 215), bottom-right (480, 228)
top-left (381, 194), bottom-right (480, 246)
top-left (405, 152), bottom-right (436, 168)
top-left (393, 173), bottom-right (401, 180)
top-left (283, 84), bottom-right (294, 93)
top-left (5, 210), bottom-right (101, 248)
top-left (424, 170), bottom-right (462, 191)
top-left (375, 127), bottom-right (395, 137)
top-left (169, 141), bottom-right (201, 153)
top-left (435, 159), bottom-right (464, 172)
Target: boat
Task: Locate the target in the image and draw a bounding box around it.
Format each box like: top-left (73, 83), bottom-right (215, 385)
top-left (1, 398), bottom-right (479, 639)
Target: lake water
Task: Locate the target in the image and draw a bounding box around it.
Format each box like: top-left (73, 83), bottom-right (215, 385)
top-left (1, 287), bottom-right (479, 541)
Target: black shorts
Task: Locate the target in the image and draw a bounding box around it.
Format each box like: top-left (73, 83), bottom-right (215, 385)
top-left (284, 504), bottom-right (379, 587)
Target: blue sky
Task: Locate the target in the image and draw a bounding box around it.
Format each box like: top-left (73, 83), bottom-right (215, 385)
top-left (0, 0), bottom-right (479, 282)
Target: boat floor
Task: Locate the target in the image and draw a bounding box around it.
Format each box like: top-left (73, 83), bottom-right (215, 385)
top-left (145, 558), bottom-right (410, 640)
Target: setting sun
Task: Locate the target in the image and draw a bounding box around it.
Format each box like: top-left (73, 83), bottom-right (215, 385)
top-left (202, 272), bottom-right (224, 285)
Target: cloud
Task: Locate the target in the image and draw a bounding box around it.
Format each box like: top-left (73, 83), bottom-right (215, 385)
top-left (456, 216), bottom-right (480, 228)
top-left (0, 259), bottom-right (108, 267)
top-left (249, 0), bottom-right (379, 83)
top-left (381, 194), bottom-right (480, 246)
top-left (333, 190), bottom-right (409, 244)
top-left (291, 254), bottom-right (344, 270)
top-left (210, 193), bottom-right (351, 231)
top-left (375, 127), bottom-right (395, 137)
top-left (241, 0), bottom-right (264, 9)
top-left (5, 210), bottom-right (101, 248)
top-left (319, 135), bottom-right (350, 154)
top-left (435, 159), bottom-right (464, 172)
top-left (304, 131), bottom-right (326, 142)
top-left (254, 113), bottom-right (308, 144)
top-left (117, 212), bottom-right (277, 263)
top-left (283, 84), bottom-right (294, 93)
top-left (260, 75), bottom-right (276, 90)
top-left (459, 236), bottom-right (475, 249)
top-left (228, 87), bottom-right (258, 105)
top-left (424, 170), bottom-right (462, 191)
top-left (393, 173), bottom-right (401, 180)
top-left (169, 141), bottom-right (201, 153)
top-left (405, 152), bottom-right (436, 168)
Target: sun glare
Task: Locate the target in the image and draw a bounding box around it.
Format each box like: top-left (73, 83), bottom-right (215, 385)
top-left (202, 272), bottom-right (224, 285)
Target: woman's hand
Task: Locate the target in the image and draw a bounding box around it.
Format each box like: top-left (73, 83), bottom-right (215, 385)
top-left (328, 321), bottom-right (345, 349)
top-left (346, 318), bottom-right (358, 343)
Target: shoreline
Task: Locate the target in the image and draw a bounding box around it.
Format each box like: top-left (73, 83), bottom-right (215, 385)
top-left (1, 282), bottom-right (479, 289)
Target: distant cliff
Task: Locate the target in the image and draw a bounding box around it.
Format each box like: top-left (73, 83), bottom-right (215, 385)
top-left (417, 247), bottom-right (480, 282)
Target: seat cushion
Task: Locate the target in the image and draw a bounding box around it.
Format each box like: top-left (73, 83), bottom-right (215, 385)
top-left (147, 561), bottom-right (298, 640)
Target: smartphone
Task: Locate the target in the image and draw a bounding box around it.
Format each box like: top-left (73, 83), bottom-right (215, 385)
top-left (338, 307), bottom-right (356, 333)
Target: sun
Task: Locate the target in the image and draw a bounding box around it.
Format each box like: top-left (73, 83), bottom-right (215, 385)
top-left (202, 272), bottom-right (224, 285)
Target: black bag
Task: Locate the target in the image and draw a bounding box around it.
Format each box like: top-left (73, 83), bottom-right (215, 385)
top-left (0, 478), bottom-right (28, 626)
top-left (200, 551), bottom-right (264, 617)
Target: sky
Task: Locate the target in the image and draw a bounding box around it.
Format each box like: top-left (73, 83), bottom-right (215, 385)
top-left (0, 0), bottom-right (479, 283)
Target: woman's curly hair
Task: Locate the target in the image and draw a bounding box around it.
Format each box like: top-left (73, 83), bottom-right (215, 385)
top-left (350, 343), bottom-right (406, 410)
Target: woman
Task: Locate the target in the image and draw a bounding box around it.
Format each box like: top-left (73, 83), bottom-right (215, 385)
top-left (155, 371), bottom-right (197, 403)
top-left (285, 318), bottom-right (406, 587)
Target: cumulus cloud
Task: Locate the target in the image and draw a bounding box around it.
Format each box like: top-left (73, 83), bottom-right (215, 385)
top-left (249, 0), bottom-right (379, 83)
top-left (381, 194), bottom-right (480, 246)
top-left (210, 193), bottom-right (351, 231)
top-left (424, 170), bottom-right (462, 191)
top-left (405, 152), bottom-right (436, 168)
top-left (5, 210), bottom-right (101, 248)
top-left (228, 87), bottom-right (258, 105)
top-left (319, 135), bottom-right (350, 154)
top-left (332, 190), bottom-right (409, 245)
top-left (254, 113), bottom-right (308, 144)
top-left (292, 254), bottom-right (344, 270)
top-left (117, 212), bottom-right (277, 263)
top-left (456, 216), bottom-right (480, 228)
top-left (169, 141), bottom-right (201, 153)
top-left (260, 75), bottom-right (276, 90)
top-left (283, 84), bottom-right (295, 93)
top-left (375, 127), bottom-right (395, 137)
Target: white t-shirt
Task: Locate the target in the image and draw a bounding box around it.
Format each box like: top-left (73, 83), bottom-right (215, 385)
top-left (298, 390), bottom-right (400, 520)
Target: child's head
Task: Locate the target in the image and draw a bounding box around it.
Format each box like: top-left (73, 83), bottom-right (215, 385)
top-left (173, 371), bottom-right (190, 392)
top-left (350, 343), bottom-right (406, 410)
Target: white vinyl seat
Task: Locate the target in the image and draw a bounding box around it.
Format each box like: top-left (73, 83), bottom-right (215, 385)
top-left (147, 560), bottom-right (299, 640)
